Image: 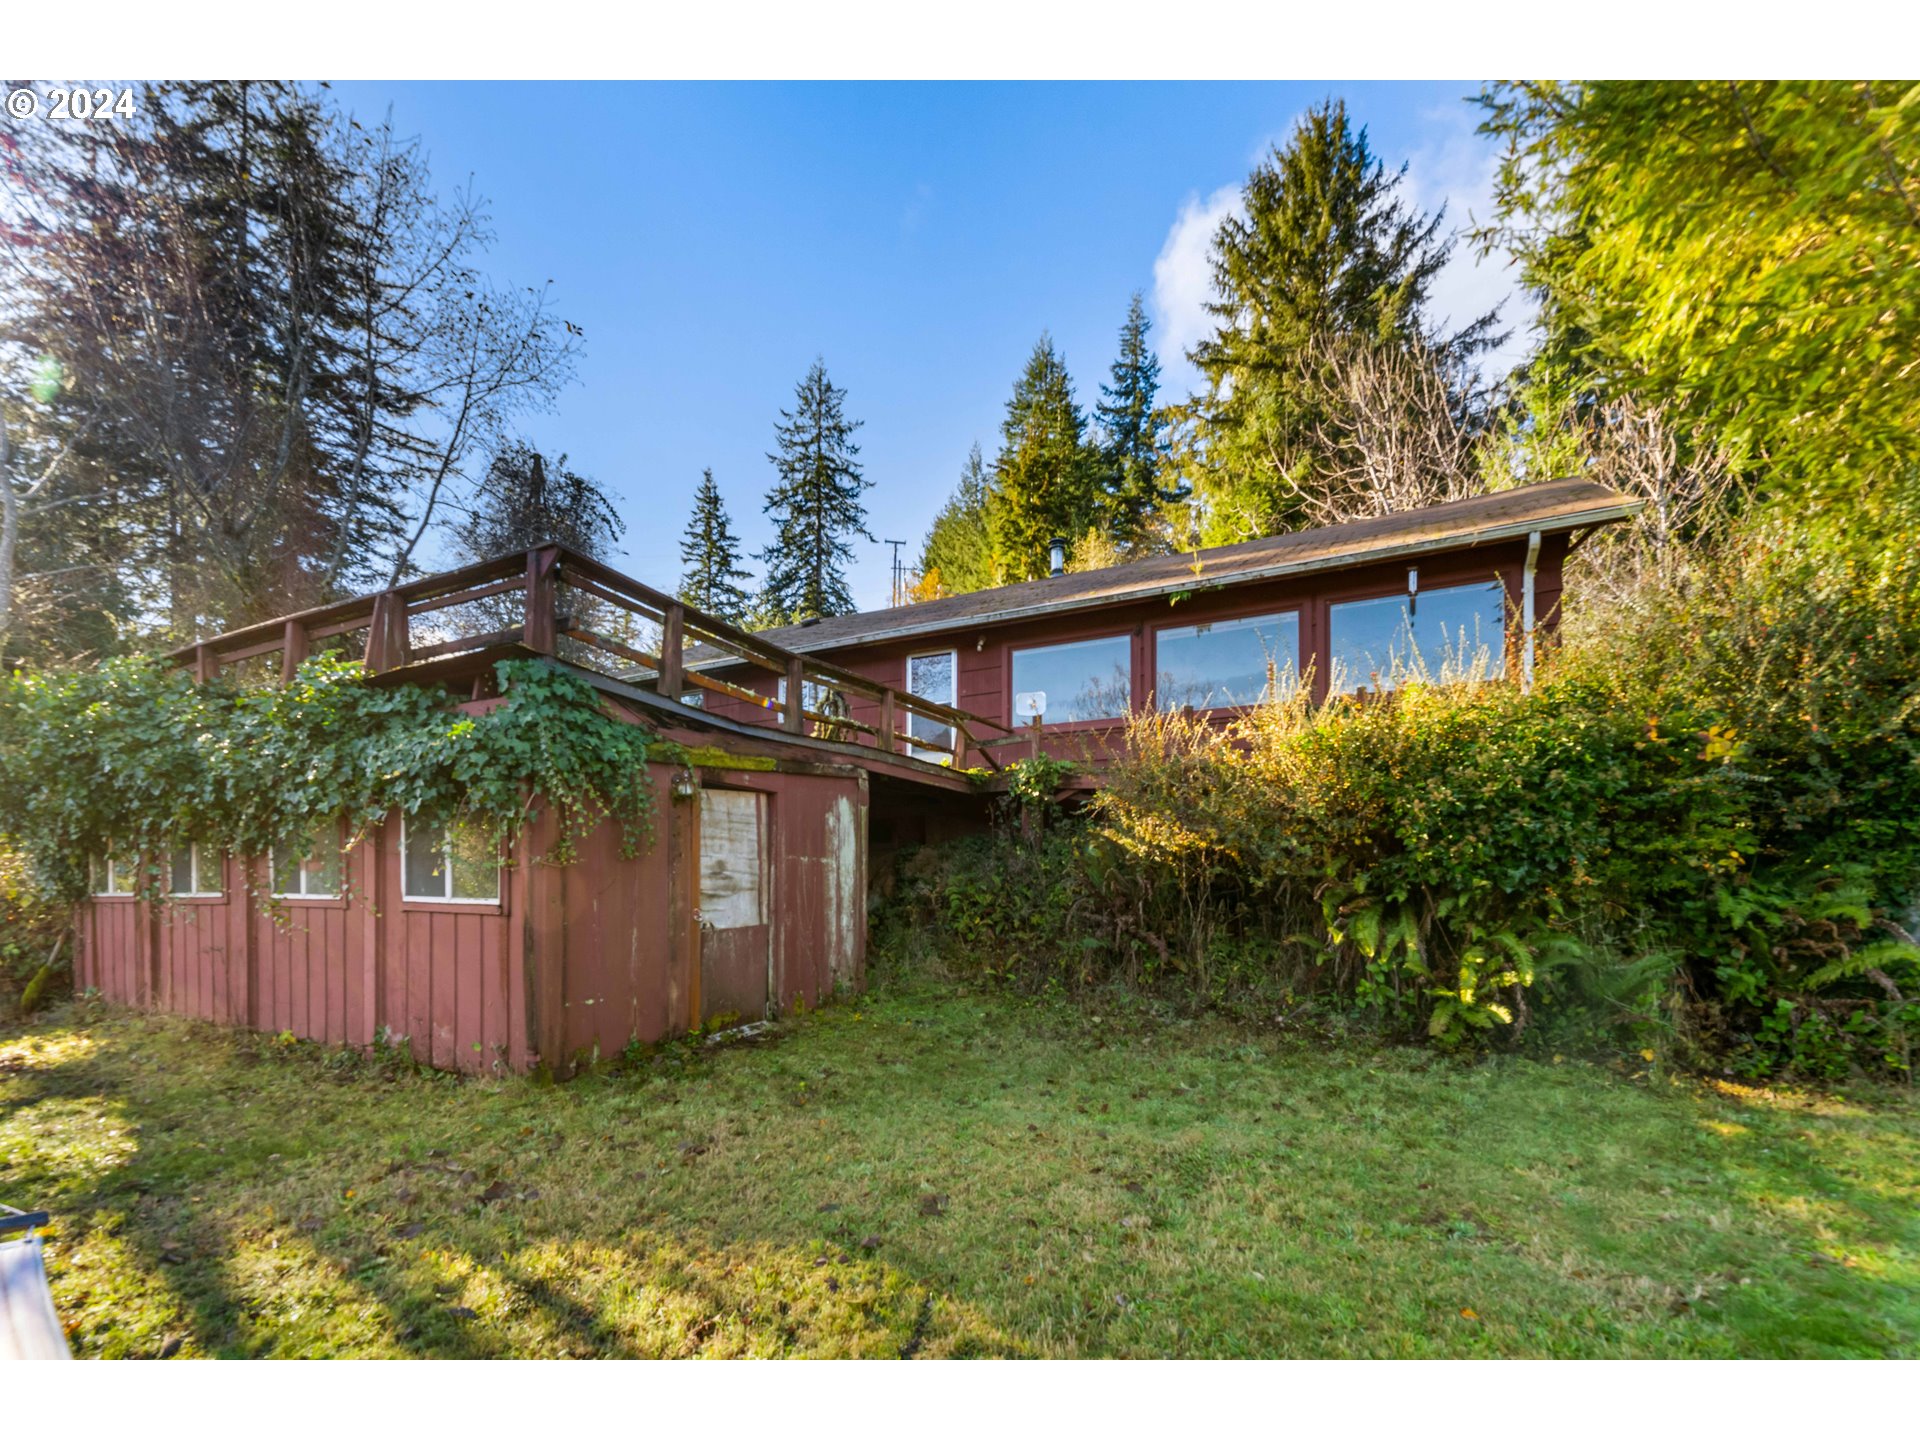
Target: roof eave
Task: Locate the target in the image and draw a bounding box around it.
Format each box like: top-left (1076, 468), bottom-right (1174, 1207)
top-left (780, 499), bottom-right (1644, 655)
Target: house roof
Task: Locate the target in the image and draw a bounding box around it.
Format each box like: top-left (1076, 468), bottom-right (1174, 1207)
top-left (750, 478), bottom-right (1639, 657)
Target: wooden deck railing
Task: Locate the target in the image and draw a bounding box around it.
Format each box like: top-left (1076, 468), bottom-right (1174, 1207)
top-left (166, 543), bottom-right (1015, 771)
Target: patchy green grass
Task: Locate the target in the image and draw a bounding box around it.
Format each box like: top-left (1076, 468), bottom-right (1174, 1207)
top-left (3, 982), bottom-right (1917, 1358)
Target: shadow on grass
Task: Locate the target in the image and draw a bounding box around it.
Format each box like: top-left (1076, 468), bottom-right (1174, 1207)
top-left (2, 996), bottom-right (1916, 1358)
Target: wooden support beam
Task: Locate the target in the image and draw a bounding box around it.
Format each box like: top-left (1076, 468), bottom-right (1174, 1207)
top-left (194, 643), bottom-right (216, 683)
top-left (364, 592), bottom-right (410, 673)
top-left (409, 627), bottom-right (524, 663)
top-left (280, 620), bottom-right (309, 684)
top-left (877, 689), bottom-right (897, 755)
top-left (784, 656), bottom-right (806, 735)
top-left (659, 603), bottom-right (685, 701)
top-left (523, 545), bottom-right (560, 655)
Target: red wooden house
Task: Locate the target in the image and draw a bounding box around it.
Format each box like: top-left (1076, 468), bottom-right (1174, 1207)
top-left (693, 477), bottom-right (1638, 848)
top-left (74, 478), bottom-right (1635, 1075)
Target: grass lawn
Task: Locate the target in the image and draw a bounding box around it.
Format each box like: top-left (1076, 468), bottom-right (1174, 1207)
top-left (3, 979), bottom-right (1916, 1358)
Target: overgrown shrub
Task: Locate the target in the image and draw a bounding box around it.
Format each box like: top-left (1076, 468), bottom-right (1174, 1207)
top-left (1, 841), bottom-right (69, 1015)
top-left (0, 654), bottom-right (659, 906)
top-left (882, 496), bottom-right (1920, 1078)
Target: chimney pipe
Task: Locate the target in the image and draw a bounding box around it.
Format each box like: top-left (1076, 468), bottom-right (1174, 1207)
top-left (1048, 536), bottom-right (1067, 578)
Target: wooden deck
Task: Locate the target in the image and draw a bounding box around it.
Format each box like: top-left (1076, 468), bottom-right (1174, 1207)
top-left (167, 544), bottom-right (1014, 792)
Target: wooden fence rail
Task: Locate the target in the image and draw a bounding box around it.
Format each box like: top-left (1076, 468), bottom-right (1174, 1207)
top-left (166, 543), bottom-right (1013, 771)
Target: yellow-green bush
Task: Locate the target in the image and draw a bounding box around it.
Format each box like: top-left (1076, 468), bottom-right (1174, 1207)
top-left (883, 496), bottom-right (1920, 1076)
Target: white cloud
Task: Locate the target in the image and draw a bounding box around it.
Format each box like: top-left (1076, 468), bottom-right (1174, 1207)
top-left (1149, 182), bottom-right (1243, 398)
top-left (1401, 106), bottom-right (1536, 379)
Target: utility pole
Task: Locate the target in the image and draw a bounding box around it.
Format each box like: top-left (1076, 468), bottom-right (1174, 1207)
top-left (884, 538), bottom-right (907, 607)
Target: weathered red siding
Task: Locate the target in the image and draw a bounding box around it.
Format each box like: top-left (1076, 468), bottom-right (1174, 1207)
top-left (75, 759), bottom-right (867, 1078)
top-left (703, 536), bottom-right (1565, 769)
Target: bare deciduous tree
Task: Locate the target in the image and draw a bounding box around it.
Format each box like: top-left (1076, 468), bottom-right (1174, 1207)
top-left (1559, 398), bottom-right (1745, 616)
top-left (1290, 335), bottom-right (1486, 526)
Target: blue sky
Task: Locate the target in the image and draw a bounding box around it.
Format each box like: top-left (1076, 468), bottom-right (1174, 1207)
top-left (326, 81), bottom-right (1528, 610)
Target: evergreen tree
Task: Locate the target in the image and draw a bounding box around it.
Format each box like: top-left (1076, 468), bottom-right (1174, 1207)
top-left (677, 468), bottom-right (754, 623)
top-left (1185, 98), bottom-right (1503, 540)
top-left (756, 359), bottom-right (871, 624)
top-left (1094, 291), bottom-right (1176, 550)
top-left (0, 80), bottom-right (573, 651)
top-left (917, 443), bottom-right (996, 597)
top-left (987, 335), bottom-right (1101, 582)
top-left (454, 442), bottom-right (621, 562)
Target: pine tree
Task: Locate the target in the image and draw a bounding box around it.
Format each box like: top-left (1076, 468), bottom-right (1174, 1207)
top-left (677, 468), bottom-right (754, 623)
top-left (757, 359), bottom-right (871, 624)
top-left (987, 335), bottom-right (1100, 582)
top-left (455, 442), bottom-right (622, 561)
top-left (1185, 98), bottom-right (1503, 540)
top-left (917, 443), bottom-right (996, 598)
top-left (1095, 292), bottom-right (1176, 550)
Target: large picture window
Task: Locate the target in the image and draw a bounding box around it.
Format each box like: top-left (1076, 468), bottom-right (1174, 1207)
top-left (168, 844), bottom-right (222, 897)
top-left (401, 812), bottom-right (500, 903)
top-left (904, 650), bottom-right (957, 761)
top-left (1153, 611), bottom-right (1300, 711)
top-left (1327, 579), bottom-right (1506, 694)
top-left (271, 822), bottom-right (344, 899)
top-left (1010, 634), bottom-right (1132, 725)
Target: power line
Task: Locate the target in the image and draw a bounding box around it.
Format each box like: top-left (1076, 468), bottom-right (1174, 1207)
top-left (884, 538), bottom-right (907, 607)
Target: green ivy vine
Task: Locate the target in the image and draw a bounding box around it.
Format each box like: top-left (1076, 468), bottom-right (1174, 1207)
top-left (0, 654), bottom-right (658, 902)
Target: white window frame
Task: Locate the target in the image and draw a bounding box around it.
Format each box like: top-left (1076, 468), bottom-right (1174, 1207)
top-left (1009, 632), bottom-right (1134, 726)
top-left (90, 848), bottom-right (137, 897)
top-left (1150, 609), bottom-right (1302, 713)
top-left (400, 813), bottom-right (501, 905)
top-left (1327, 579), bottom-right (1507, 696)
top-left (168, 842), bottom-right (223, 898)
top-left (904, 648), bottom-right (959, 763)
top-left (270, 822), bottom-right (343, 900)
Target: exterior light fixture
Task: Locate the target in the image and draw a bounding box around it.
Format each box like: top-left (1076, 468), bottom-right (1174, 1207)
top-left (670, 766), bottom-right (697, 801)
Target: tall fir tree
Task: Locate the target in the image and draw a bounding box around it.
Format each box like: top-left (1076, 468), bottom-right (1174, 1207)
top-left (0, 80), bottom-right (572, 655)
top-left (677, 468), bottom-right (754, 623)
top-left (1184, 98), bottom-right (1502, 541)
top-left (756, 358), bottom-right (871, 624)
top-left (987, 335), bottom-right (1101, 582)
top-left (916, 443), bottom-right (997, 597)
top-left (455, 443), bottom-right (622, 561)
top-left (1094, 291), bottom-right (1176, 550)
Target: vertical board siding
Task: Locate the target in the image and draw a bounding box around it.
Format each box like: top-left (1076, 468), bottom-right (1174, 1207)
top-left (74, 762), bottom-right (868, 1078)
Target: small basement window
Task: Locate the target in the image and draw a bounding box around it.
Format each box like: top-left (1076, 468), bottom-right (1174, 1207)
top-left (169, 843), bottom-right (222, 897)
top-left (401, 812), bottom-right (500, 903)
top-left (271, 822), bottom-right (344, 899)
top-left (89, 849), bottom-right (138, 896)
top-left (1153, 611), bottom-right (1300, 711)
top-left (1009, 634), bottom-right (1132, 725)
top-left (1328, 579), bottom-right (1506, 694)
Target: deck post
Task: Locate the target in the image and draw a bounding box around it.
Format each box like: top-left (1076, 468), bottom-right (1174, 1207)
top-left (193, 643), bottom-right (216, 683)
top-left (784, 656), bottom-right (806, 734)
top-left (279, 620), bottom-right (309, 685)
top-left (659, 603), bottom-right (685, 701)
top-left (878, 689), bottom-right (897, 754)
top-left (365, 592), bottom-right (411, 673)
top-left (523, 545), bottom-right (560, 655)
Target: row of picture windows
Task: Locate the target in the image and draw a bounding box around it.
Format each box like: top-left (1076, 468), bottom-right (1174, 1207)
top-left (935, 579), bottom-right (1508, 726)
top-left (89, 816), bottom-right (500, 903)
